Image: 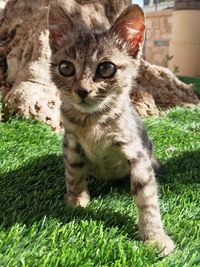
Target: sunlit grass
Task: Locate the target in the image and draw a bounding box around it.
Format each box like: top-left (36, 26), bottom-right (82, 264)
top-left (0, 104), bottom-right (199, 266)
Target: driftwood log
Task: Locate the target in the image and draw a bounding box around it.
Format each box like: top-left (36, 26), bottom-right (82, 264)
top-left (0, 0), bottom-right (199, 131)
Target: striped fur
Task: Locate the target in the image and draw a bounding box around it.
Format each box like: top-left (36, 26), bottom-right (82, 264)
top-left (48, 3), bottom-right (175, 256)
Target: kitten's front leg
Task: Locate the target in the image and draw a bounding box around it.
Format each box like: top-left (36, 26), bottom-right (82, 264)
top-left (123, 145), bottom-right (175, 256)
top-left (63, 134), bottom-right (90, 208)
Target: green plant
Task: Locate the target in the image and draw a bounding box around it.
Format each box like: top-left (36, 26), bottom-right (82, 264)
top-left (163, 54), bottom-right (174, 68)
top-left (163, 54), bottom-right (180, 75)
top-left (173, 65), bottom-right (180, 75)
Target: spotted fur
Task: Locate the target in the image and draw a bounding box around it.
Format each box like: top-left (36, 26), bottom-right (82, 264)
top-left (48, 2), bottom-right (175, 256)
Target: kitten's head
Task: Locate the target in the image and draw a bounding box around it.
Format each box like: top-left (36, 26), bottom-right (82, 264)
top-left (48, 3), bottom-right (145, 113)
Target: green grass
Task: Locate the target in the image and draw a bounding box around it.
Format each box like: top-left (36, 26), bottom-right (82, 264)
top-left (0, 105), bottom-right (200, 267)
top-left (179, 76), bottom-right (200, 97)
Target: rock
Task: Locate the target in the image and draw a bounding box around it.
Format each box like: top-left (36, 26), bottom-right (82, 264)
top-left (0, 0), bottom-right (199, 131)
top-left (132, 60), bottom-right (199, 116)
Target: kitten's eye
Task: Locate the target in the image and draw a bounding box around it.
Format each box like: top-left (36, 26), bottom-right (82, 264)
top-left (59, 60), bottom-right (75, 76)
top-left (96, 61), bottom-right (116, 79)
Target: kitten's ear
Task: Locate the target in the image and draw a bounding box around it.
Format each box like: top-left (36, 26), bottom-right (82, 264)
top-left (48, 3), bottom-right (74, 53)
top-left (110, 4), bottom-right (145, 58)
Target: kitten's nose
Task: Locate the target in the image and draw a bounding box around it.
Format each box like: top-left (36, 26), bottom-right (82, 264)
top-left (76, 88), bottom-right (89, 99)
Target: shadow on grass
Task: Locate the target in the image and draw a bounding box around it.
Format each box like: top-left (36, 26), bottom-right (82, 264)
top-left (0, 154), bottom-right (137, 238)
top-left (0, 149), bottom-right (199, 235)
top-left (159, 149), bottom-right (200, 184)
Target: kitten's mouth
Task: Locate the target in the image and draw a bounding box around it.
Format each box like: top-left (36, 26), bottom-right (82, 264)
top-left (79, 99), bottom-right (87, 104)
top-left (73, 98), bottom-right (101, 113)
top-left (79, 98), bottom-right (93, 106)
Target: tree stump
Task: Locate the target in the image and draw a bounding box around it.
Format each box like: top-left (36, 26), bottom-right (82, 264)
top-left (0, 0), bottom-right (199, 130)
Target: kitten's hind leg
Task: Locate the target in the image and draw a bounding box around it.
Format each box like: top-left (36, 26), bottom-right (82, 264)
top-left (130, 151), bottom-right (175, 256)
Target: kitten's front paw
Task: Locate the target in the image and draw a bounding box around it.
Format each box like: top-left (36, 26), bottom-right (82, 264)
top-left (65, 192), bottom-right (90, 208)
top-left (147, 234), bottom-right (175, 257)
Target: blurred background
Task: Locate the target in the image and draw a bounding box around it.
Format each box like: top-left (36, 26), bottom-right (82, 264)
top-left (0, 0), bottom-right (199, 76)
top-left (132, 0), bottom-right (200, 77)
top-left (0, 0), bottom-right (199, 127)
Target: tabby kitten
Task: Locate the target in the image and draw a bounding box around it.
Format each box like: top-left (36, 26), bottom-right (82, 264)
top-left (48, 3), bottom-right (175, 256)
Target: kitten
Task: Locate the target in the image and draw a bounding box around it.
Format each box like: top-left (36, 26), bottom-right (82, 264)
top-left (48, 3), bottom-right (175, 256)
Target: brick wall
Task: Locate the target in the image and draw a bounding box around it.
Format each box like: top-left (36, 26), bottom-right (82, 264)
top-left (144, 10), bottom-right (173, 66)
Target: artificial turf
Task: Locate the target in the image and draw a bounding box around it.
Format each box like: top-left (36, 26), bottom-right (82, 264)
top-left (0, 104), bottom-right (199, 267)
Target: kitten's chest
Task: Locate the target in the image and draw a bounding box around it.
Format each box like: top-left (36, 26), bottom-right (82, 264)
top-left (80, 134), bottom-right (130, 180)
